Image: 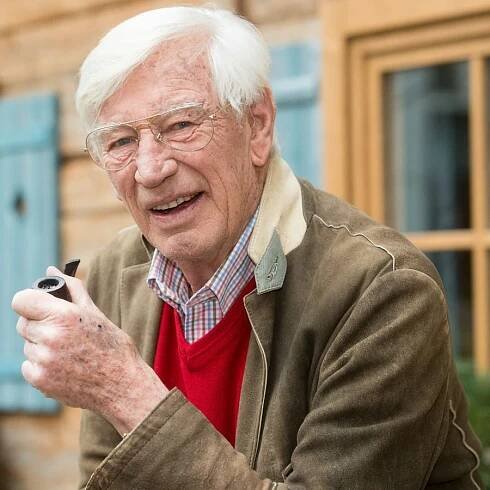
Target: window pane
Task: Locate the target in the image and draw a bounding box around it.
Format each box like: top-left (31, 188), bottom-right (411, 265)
top-left (426, 251), bottom-right (473, 359)
top-left (384, 63), bottom-right (470, 232)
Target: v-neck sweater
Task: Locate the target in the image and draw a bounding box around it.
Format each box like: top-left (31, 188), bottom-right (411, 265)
top-left (153, 278), bottom-right (255, 446)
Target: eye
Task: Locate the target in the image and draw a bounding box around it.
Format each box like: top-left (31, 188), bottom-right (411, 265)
top-left (108, 136), bottom-right (137, 150)
top-left (171, 120), bottom-right (195, 131)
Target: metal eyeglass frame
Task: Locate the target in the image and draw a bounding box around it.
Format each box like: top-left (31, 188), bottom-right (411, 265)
top-left (83, 101), bottom-right (218, 171)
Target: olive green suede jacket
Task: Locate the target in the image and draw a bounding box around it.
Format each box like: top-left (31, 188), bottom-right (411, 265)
top-left (80, 157), bottom-right (482, 489)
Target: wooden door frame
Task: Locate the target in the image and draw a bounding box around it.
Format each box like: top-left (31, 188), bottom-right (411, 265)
top-left (322, 0), bottom-right (490, 373)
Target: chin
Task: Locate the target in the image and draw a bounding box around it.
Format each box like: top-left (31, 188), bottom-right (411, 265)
top-left (155, 235), bottom-right (207, 262)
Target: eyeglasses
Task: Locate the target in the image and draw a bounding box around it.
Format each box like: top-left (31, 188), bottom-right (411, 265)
top-left (84, 102), bottom-right (217, 171)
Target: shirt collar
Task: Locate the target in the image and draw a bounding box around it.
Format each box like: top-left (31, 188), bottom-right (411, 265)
top-left (147, 208), bottom-right (258, 312)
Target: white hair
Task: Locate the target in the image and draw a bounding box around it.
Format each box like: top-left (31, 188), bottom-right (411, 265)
top-left (75, 5), bottom-right (272, 131)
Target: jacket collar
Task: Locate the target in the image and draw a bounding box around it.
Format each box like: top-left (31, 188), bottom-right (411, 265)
top-left (235, 157), bottom-right (307, 464)
top-left (249, 155), bottom-right (307, 293)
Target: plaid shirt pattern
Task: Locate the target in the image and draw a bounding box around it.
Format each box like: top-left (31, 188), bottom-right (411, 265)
top-left (147, 210), bottom-right (257, 343)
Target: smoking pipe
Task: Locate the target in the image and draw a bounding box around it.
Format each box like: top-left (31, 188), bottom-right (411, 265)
top-left (32, 259), bottom-right (81, 302)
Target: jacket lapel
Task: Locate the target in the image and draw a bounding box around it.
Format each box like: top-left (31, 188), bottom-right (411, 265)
top-left (236, 288), bottom-right (277, 468)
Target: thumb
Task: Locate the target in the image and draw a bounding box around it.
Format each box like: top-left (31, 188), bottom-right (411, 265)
top-left (46, 266), bottom-right (93, 306)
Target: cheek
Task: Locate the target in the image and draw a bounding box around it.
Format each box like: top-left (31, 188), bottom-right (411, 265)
top-left (106, 170), bottom-right (150, 226)
top-left (216, 167), bottom-right (257, 233)
top-left (108, 168), bottom-right (136, 203)
top-left (208, 136), bottom-right (252, 193)
top-left (209, 164), bottom-right (246, 214)
top-left (109, 181), bottom-right (123, 201)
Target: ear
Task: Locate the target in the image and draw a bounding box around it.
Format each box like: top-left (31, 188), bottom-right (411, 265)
top-left (249, 87), bottom-right (276, 168)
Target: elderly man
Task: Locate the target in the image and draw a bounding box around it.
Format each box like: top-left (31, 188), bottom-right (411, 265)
top-left (12, 6), bottom-right (482, 489)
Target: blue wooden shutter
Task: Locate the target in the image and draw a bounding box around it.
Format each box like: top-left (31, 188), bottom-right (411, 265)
top-left (270, 43), bottom-right (322, 187)
top-left (0, 93), bottom-right (59, 412)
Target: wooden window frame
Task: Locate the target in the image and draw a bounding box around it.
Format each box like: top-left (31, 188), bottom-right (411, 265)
top-left (322, 0), bottom-right (490, 374)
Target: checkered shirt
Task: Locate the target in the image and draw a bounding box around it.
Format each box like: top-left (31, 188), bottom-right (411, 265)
top-left (147, 210), bottom-right (257, 343)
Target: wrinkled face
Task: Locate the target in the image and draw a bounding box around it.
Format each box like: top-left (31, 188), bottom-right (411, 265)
top-left (97, 36), bottom-right (272, 290)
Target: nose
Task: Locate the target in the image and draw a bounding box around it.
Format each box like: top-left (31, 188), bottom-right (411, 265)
top-left (134, 130), bottom-right (178, 187)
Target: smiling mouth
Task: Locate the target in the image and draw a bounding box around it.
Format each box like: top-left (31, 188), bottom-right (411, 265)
top-left (151, 193), bottom-right (202, 215)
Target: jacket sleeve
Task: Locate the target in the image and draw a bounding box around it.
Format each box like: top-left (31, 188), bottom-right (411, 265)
top-left (81, 268), bottom-right (482, 489)
top-left (285, 268), bottom-right (481, 488)
top-left (79, 409), bottom-right (121, 489)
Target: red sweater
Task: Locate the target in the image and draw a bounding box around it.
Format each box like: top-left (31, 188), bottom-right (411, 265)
top-left (153, 279), bottom-right (255, 446)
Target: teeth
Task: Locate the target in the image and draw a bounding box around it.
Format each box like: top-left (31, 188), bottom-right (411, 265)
top-left (153, 194), bottom-right (196, 211)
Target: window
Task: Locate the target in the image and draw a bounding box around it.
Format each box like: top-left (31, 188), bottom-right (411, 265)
top-left (324, 0), bottom-right (490, 373)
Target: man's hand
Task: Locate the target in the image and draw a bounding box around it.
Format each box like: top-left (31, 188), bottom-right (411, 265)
top-left (11, 267), bottom-right (168, 436)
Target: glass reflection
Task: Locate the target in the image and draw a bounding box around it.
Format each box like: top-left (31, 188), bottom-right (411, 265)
top-left (384, 62), bottom-right (469, 232)
top-left (426, 251), bottom-right (472, 359)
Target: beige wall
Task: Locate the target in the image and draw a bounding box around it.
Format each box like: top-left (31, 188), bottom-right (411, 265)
top-left (246, 0), bottom-right (319, 44)
top-left (0, 1), bottom-right (319, 488)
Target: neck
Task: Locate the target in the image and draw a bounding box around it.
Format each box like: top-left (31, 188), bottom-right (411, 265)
top-left (181, 208), bottom-right (259, 293)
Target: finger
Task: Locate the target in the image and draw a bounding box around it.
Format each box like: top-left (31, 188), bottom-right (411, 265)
top-left (47, 266), bottom-right (93, 306)
top-left (16, 317), bottom-right (31, 341)
top-left (23, 339), bottom-right (35, 358)
top-left (21, 359), bottom-right (42, 388)
top-left (12, 288), bottom-right (61, 321)
top-left (23, 340), bottom-right (47, 363)
top-left (16, 317), bottom-right (51, 344)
